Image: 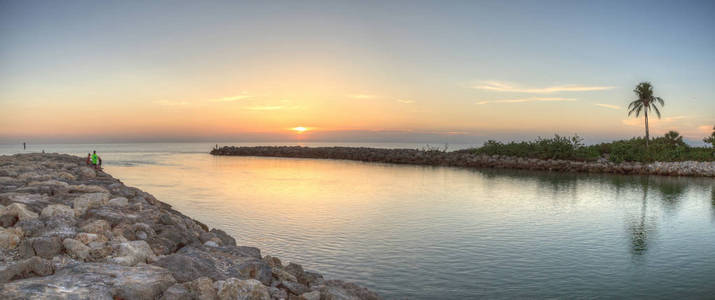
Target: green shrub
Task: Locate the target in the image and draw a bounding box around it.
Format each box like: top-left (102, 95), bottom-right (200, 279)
top-left (470, 132), bottom-right (713, 163)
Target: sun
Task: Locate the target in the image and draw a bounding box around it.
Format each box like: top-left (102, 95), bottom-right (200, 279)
top-left (291, 127), bottom-right (308, 133)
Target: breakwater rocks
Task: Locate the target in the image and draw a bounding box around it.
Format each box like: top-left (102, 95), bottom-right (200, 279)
top-left (0, 153), bottom-right (380, 300)
top-left (211, 146), bottom-right (715, 177)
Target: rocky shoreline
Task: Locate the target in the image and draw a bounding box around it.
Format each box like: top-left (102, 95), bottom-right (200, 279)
top-left (211, 146), bottom-right (715, 177)
top-left (0, 153), bottom-right (381, 299)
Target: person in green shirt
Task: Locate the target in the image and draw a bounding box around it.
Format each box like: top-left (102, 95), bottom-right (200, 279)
top-left (91, 151), bottom-right (102, 170)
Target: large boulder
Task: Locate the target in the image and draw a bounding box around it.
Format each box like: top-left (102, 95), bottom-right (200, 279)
top-left (0, 256), bottom-right (54, 283)
top-left (78, 167), bottom-right (96, 178)
top-left (148, 223), bottom-right (202, 255)
top-left (109, 240), bottom-right (157, 266)
top-left (155, 246), bottom-right (271, 285)
top-left (108, 197), bottom-right (129, 207)
top-left (185, 276), bottom-right (218, 300)
top-left (0, 263), bottom-right (176, 300)
top-left (80, 219), bottom-right (111, 234)
top-left (160, 283), bottom-right (192, 300)
top-left (0, 193), bottom-right (51, 214)
top-left (40, 204), bottom-right (75, 219)
top-left (215, 278), bottom-right (270, 300)
top-left (0, 227), bottom-right (22, 249)
top-left (73, 192), bottom-right (110, 216)
top-left (63, 238), bottom-right (90, 261)
top-left (21, 236), bottom-right (63, 259)
top-left (1, 203), bottom-right (38, 221)
top-left (210, 228), bottom-right (236, 247)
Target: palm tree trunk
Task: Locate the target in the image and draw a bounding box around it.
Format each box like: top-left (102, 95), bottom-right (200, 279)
top-left (644, 108), bottom-right (649, 147)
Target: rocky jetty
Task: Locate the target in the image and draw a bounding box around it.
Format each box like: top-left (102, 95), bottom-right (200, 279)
top-left (211, 146), bottom-right (715, 177)
top-left (0, 153), bottom-right (380, 300)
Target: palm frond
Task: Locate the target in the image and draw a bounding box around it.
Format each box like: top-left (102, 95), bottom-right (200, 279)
top-left (652, 105), bottom-right (661, 118)
top-left (656, 96), bottom-right (664, 106)
top-left (628, 100), bottom-right (643, 116)
top-left (634, 105), bottom-right (642, 117)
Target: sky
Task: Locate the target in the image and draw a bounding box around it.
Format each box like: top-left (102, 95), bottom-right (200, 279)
top-left (1, 0), bottom-right (713, 145)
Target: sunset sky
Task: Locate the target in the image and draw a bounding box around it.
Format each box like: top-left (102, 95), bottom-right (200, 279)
top-left (1, 0), bottom-right (713, 144)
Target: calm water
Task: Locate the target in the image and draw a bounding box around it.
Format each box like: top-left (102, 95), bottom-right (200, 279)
top-left (2, 143), bottom-right (714, 299)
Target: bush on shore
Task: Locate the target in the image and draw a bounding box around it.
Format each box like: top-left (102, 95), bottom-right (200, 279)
top-left (469, 132), bottom-right (714, 163)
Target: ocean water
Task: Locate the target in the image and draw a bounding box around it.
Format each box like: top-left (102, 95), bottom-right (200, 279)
top-left (1, 143), bottom-right (714, 299)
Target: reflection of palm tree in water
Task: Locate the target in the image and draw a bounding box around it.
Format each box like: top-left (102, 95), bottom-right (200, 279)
top-left (629, 179), bottom-right (649, 256)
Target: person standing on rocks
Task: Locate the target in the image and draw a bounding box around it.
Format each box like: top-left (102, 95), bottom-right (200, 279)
top-left (91, 151), bottom-right (102, 170)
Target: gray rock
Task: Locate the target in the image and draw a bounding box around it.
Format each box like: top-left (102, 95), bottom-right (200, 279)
top-left (73, 192), bottom-right (109, 216)
top-left (279, 280), bottom-right (309, 295)
top-left (200, 231), bottom-right (217, 243)
top-left (108, 197), bottom-right (129, 207)
top-left (161, 283), bottom-right (192, 300)
top-left (76, 232), bottom-right (108, 244)
top-left (210, 228), bottom-right (236, 246)
top-left (40, 204), bottom-right (75, 218)
top-left (155, 253), bottom-right (219, 282)
top-left (109, 240), bottom-right (157, 266)
top-left (185, 276), bottom-right (218, 300)
top-left (284, 263), bottom-right (304, 279)
top-left (0, 214), bottom-right (18, 227)
top-left (147, 223), bottom-right (201, 255)
top-left (136, 230), bottom-right (148, 240)
top-left (63, 238), bottom-right (90, 261)
top-left (159, 213), bottom-right (176, 225)
top-left (318, 280), bottom-right (380, 300)
top-left (39, 216), bottom-right (77, 240)
top-left (0, 263), bottom-right (176, 300)
top-left (1, 203), bottom-right (39, 221)
top-left (155, 246), bottom-right (272, 285)
top-left (263, 255), bottom-right (282, 268)
top-left (88, 241), bottom-right (113, 260)
top-left (215, 278), bottom-right (270, 300)
top-left (30, 236), bottom-right (63, 259)
top-left (301, 271), bottom-right (324, 287)
top-left (0, 256), bottom-right (54, 283)
top-left (80, 219), bottom-right (111, 234)
top-left (85, 206), bottom-right (127, 226)
top-left (0, 227), bottom-right (22, 249)
top-left (268, 286), bottom-right (288, 300)
top-left (298, 290), bottom-right (321, 300)
top-left (78, 167), bottom-right (96, 178)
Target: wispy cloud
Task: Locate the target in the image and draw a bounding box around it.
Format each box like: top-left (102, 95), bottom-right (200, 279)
top-left (210, 95), bottom-right (253, 102)
top-left (698, 125), bottom-right (714, 133)
top-left (244, 106), bottom-right (285, 111)
top-left (243, 104), bottom-right (302, 111)
top-left (472, 81), bottom-right (615, 93)
top-left (396, 99), bottom-right (415, 104)
top-left (348, 94), bottom-right (377, 99)
top-left (594, 103), bottom-right (620, 110)
top-left (476, 97), bottom-right (576, 105)
top-left (621, 115), bottom-right (691, 127)
top-left (154, 100), bottom-right (189, 106)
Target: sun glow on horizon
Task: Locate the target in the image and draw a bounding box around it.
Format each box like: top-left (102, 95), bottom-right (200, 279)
top-left (292, 127), bottom-right (308, 134)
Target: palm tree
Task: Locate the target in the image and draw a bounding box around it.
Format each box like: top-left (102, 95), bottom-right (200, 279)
top-left (628, 82), bottom-right (664, 147)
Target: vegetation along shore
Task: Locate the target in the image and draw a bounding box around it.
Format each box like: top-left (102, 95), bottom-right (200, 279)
top-left (211, 132), bottom-right (714, 177)
top-left (0, 153), bottom-right (380, 299)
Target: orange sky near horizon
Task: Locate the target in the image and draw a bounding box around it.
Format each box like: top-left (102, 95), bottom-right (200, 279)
top-left (1, 1), bottom-right (713, 144)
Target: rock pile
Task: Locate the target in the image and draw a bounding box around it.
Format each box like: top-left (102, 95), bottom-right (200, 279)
top-left (0, 153), bottom-right (380, 300)
top-left (211, 146), bottom-right (715, 177)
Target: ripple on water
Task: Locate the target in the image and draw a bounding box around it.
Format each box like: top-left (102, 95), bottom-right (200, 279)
top-left (105, 154), bottom-right (715, 299)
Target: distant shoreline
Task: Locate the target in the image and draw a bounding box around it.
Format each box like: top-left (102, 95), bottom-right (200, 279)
top-left (211, 146), bottom-right (715, 177)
